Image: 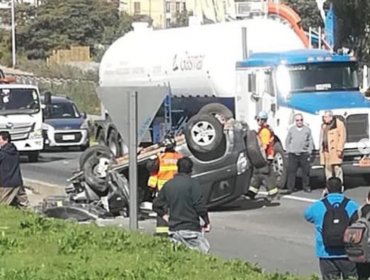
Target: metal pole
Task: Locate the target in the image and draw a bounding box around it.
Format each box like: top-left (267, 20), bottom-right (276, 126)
top-left (11, 0), bottom-right (16, 68)
top-left (242, 27), bottom-right (248, 59)
top-left (318, 26), bottom-right (322, 50)
top-left (129, 90), bottom-right (138, 230)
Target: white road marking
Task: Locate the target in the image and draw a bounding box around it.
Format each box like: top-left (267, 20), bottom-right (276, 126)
top-left (258, 191), bottom-right (317, 203)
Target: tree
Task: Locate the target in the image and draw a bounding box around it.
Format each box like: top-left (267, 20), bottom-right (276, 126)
top-left (11, 0), bottom-right (133, 59)
top-left (331, 0), bottom-right (370, 63)
top-left (282, 0), bottom-right (323, 30)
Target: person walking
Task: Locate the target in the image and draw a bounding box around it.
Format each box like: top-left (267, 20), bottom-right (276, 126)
top-left (304, 177), bottom-right (359, 280)
top-left (153, 157), bottom-right (211, 253)
top-left (0, 131), bottom-right (29, 208)
top-left (356, 189), bottom-right (370, 280)
top-left (245, 111), bottom-right (279, 202)
top-left (285, 113), bottom-right (314, 194)
top-left (147, 136), bottom-right (182, 236)
top-left (320, 110), bottom-right (346, 183)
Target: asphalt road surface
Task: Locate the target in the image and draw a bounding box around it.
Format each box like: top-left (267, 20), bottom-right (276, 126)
top-left (20, 150), bottom-right (370, 277)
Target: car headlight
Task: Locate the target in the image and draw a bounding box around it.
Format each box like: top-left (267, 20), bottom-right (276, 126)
top-left (80, 120), bottom-right (89, 129)
top-left (237, 152), bottom-right (248, 175)
top-left (30, 128), bottom-right (42, 139)
top-left (42, 123), bottom-right (54, 131)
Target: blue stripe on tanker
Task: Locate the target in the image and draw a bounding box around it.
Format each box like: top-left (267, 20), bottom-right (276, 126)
top-left (278, 91), bottom-right (370, 114)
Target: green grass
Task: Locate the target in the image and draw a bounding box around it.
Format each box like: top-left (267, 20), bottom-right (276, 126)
top-left (0, 206), bottom-right (318, 280)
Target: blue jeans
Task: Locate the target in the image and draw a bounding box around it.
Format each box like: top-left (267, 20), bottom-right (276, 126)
top-left (169, 230), bottom-right (210, 254)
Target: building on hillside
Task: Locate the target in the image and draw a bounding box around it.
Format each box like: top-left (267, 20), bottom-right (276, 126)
top-left (120, 0), bottom-right (187, 29)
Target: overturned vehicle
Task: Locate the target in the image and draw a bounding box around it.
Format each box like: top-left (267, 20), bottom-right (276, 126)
top-left (39, 104), bottom-right (267, 221)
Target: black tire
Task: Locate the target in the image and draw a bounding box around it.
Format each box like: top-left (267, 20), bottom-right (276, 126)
top-left (198, 103), bottom-right (234, 122)
top-left (79, 145), bottom-right (114, 170)
top-left (245, 130), bottom-right (267, 168)
top-left (107, 129), bottom-right (123, 157)
top-left (185, 114), bottom-right (224, 153)
top-left (83, 152), bottom-right (113, 194)
top-left (272, 142), bottom-right (287, 189)
top-left (28, 151), bottom-right (39, 163)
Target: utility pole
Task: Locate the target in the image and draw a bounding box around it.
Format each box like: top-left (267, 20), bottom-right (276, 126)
top-left (11, 0), bottom-right (16, 68)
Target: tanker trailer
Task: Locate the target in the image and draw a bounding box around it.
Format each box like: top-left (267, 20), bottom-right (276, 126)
top-left (98, 17), bottom-right (304, 149)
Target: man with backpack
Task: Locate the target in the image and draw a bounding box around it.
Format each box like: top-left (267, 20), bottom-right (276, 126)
top-left (344, 189), bottom-right (370, 280)
top-left (304, 177), bottom-right (359, 280)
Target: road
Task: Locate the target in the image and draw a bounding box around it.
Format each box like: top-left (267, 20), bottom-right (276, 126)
top-left (20, 150), bottom-right (370, 277)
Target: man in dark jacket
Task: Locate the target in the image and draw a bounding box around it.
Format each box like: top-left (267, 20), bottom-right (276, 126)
top-left (153, 157), bottom-right (211, 253)
top-left (0, 131), bottom-right (29, 207)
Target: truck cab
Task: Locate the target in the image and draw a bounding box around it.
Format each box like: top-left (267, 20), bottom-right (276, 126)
top-left (0, 82), bottom-right (44, 162)
top-left (235, 49), bottom-right (370, 183)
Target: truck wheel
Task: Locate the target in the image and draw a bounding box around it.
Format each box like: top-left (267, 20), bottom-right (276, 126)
top-left (185, 114), bottom-right (224, 153)
top-left (79, 145), bottom-right (114, 170)
top-left (245, 130), bottom-right (267, 168)
top-left (198, 103), bottom-right (233, 123)
top-left (108, 129), bottom-right (123, 157)
top-left (272, 142), bottom-right (287, 189)
top-left (28, 151), bottom-right (39, 163)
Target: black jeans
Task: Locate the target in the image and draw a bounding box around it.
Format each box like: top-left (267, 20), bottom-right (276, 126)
top-left (319, 258), bottom-right (357, 280)
top-left (287, 153), bottom-right (311, 191)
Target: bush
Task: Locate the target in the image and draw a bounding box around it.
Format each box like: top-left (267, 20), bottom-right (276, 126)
top-left (0, 206), bottom-right (317, 280)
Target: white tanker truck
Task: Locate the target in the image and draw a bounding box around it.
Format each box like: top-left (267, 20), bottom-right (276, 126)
top-left (97, 16), bottom-right (370, 188)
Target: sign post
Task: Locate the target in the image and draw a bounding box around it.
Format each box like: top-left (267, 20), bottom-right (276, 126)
top-left (129, 91), bottom-right (138, 230)
top-left (97, 86), bottom-right (168, 230)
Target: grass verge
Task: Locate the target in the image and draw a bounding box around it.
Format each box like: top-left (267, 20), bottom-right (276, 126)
top-left (0, 206), bottom-right (317, 280)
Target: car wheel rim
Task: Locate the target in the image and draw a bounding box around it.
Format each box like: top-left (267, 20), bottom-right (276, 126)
top-left (273, 152), bottom-right (285, 181)
top-left (93, 157), bottom-right (111, 178)
top-left (190, 121), bottom-right (216, 146)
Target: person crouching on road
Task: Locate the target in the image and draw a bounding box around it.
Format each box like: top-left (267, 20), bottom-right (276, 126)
top-left (0, 131), bottom-right (29, 208)
top-left (146, 136), bottom-right (182, 236)
top-left (244, 111), bottom-right (279, 202)
top-left (284, 113), bottom-right (314, 194)
top-left (153, 157), bottom-right (211, 254)
top-left (304, 177), bottom-right (359, 280)
top-left (320, 110), bottom-right (346, 183)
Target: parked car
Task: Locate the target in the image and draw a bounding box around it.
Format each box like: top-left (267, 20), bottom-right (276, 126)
top-left (41, 94), bottom-right (90, 151)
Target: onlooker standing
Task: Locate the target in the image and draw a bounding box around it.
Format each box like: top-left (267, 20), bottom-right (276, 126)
top-left (285, 113), bottom-right (314, 194)
top-left (0, 131), bottom-right (29, 208)
top-left (320, 110), bottom-right (346, 183)
top-left (153, 157), bottom-right (210, 253)
top-left (356, 189), bottom-right (370, 280)
top-left (304, 177), bottom-right (359, 280)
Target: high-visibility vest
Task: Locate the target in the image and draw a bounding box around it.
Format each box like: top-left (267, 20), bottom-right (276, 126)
top-left (258, 124), bottom-right (275, 159)
top-left (147, 152), bottom-right (182, 190)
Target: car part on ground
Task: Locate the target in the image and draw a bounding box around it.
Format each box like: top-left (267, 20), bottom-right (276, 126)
top-left (184, 114), bottom-right (225, 153)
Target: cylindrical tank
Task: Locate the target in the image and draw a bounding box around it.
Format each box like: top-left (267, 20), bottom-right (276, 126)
top-left (99, 18), bottom-right (305, 98)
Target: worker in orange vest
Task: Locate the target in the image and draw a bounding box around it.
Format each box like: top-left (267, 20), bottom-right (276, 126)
top-left (147, 136), bottom-right (182, 235)
top-left (244, 111), bottom-right (279, 203)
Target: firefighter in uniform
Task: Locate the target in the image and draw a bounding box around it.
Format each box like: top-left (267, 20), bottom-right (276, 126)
top-left (245, 111), bottom-right (279, 202)
top-left (147, 136), bottom-right (182, 236)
